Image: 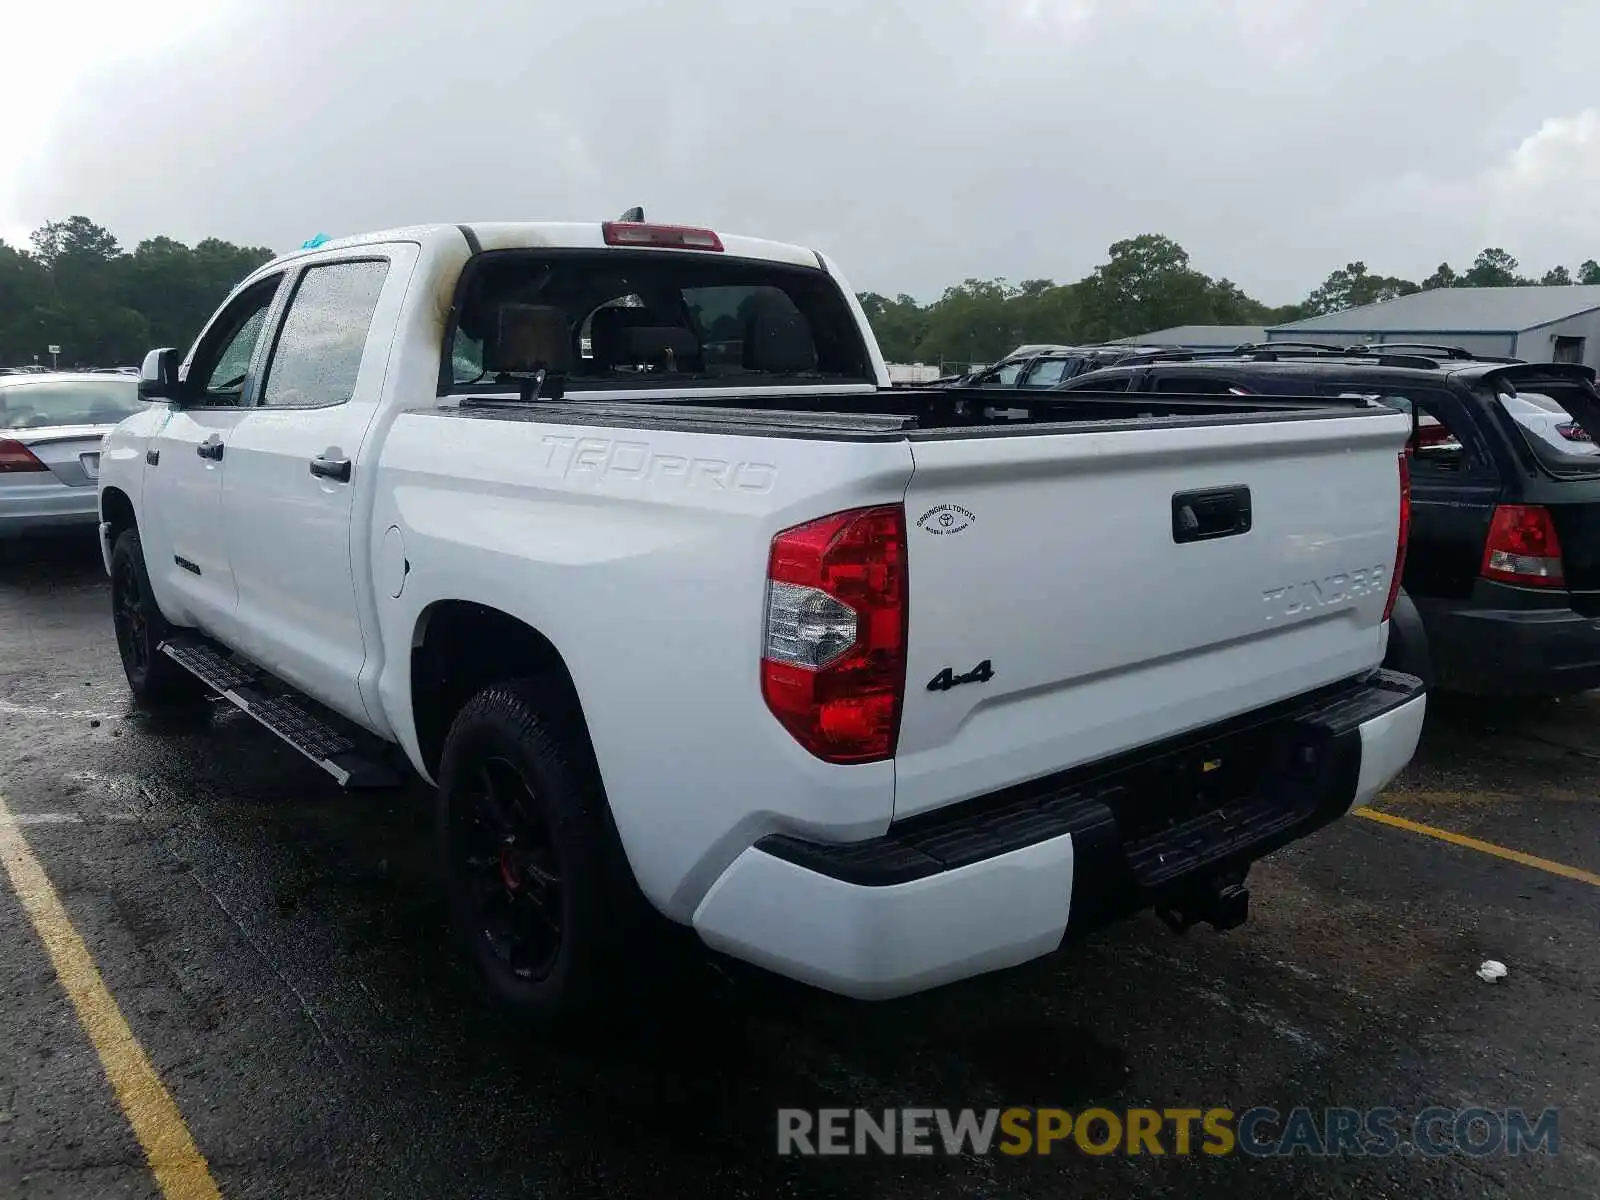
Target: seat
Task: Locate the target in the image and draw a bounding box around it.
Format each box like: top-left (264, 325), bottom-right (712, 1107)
top-left (590, 304), bottom-right (702, 373)
top-left (741, 298), bottom-right (817, 373)
top-left (483, 304), bottom-right (573, 376)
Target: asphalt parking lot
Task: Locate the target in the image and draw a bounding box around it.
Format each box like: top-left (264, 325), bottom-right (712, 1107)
top-left (2, 538), bottom-right (1597, 1200)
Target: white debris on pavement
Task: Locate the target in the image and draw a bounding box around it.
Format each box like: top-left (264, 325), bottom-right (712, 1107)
top-left (1476, 959), bottom-right (1508, 983)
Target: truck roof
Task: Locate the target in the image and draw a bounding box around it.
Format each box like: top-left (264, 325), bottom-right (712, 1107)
top-left (257, 221), bottom-right (827, 273)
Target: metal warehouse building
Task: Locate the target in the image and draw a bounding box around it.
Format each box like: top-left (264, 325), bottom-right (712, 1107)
top-left (1267, 286), bottom-right (1600, 369)
top-left (1112, 325), bottom-right (1267, 351)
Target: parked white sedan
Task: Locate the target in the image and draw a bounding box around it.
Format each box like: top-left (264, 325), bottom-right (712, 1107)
top-left (1, 373), bottom-right (149, 544)
top-left (1502, 392), bottom-right (1600, 457)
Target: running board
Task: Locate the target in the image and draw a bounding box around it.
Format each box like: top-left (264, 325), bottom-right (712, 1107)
top-left (159, 637), bottom-right (402, 789)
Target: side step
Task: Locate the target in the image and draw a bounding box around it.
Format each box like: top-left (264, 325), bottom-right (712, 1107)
top-left (159, 636), bottom-right (402, 789)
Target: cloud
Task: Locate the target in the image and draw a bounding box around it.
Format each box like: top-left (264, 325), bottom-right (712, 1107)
top-left (5, 0), bottom-right (1600, 302)
top-left (1485, 109), bottom-right (1600, 258)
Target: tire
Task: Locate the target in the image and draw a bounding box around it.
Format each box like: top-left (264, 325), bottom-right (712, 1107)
top-left (109, 528), bottom-right (209, 710)
top-left (436, 678), bottom-right (641, 1026)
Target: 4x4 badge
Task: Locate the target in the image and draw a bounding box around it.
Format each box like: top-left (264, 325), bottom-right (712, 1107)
top-left (927, 660), bottom-right (995, 692)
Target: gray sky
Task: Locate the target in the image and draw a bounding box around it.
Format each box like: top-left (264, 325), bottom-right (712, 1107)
top-left (4, 0), bottom-right (1599, 304)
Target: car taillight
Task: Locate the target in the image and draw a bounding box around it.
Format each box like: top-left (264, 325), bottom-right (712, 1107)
top-left (1414, 422), bottom-right (1458, 448)
top-left (1556, 422), bottom-right (1591, 442)
top-left (601, 221), bottom-right (724, 251)
top-left (761, 505), bottom-right (908, 763)
top-left (1384, 452), bottom-right (1410, 622)
top-left (1481, 504), bottom-right (1564, 588)
top-left (0, 439), bottom-right (47, 472)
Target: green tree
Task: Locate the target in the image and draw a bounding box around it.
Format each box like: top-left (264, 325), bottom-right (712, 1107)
top-left (30, 216), bottom-right (120, 266)
top-left (856, 291), bottom-right (931, 363)
top-left (1460, 248), bottom-right (1526, 287)
top-left (1580, 260), bottom-right (1600, 285)
top-left (1541, 266), bottom-right (1574, 286)
top-left (1421, 262), bottom-right (1458, 290)
top-left (0, 217), bottom-right (275, 367)
top-left (1075, 234), bottom-right (1215, 342)
top-left (1303, 262), bottom-right (1418, 316)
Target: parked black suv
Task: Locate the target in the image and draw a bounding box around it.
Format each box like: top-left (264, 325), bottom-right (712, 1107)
top-left (1056, 345), bottom-right (1600, 697)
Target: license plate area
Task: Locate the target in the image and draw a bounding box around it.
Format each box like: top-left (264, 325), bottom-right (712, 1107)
top-left (1098, 717), bottom-right (1336, 886)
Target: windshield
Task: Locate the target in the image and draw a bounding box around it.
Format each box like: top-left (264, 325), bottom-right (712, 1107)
top-left (0, 378), bottom-right (145, 429)
top-left (446, 252), bottom-right (873, 392)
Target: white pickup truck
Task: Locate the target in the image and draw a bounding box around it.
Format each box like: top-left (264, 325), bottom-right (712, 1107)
top-left (98, 218), bottom-right (1425, 1023)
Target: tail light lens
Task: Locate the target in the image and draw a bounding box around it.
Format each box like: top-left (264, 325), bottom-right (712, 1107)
top-left (1556, 422), bottom-right (1591, 442)
top-left (1481, 504), bottom-right (1564, 587)
top-left (0, 439), bottom-right (47, 472)
top-left (761, 505), bottom-right (908, 763)
top-left (1383, 452), bottom-right (1410, 622)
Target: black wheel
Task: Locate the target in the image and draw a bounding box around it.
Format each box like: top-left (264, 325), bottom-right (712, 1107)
top-left (437, 679), bottom-right (639, 1025)
top-left (109, 528), bottom-right (208, 709)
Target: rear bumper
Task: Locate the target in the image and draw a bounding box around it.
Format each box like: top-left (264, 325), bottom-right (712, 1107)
top-left (692, 670), bottom-right (1426, 1000)
top-left (1420, 596), bottom-right (1600, 696)
top-left (0, 483), bottom-right (99, 538)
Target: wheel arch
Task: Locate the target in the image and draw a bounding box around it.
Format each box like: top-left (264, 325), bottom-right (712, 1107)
top-left (408, 600), bottom-right (592, 780)
top-left (101, 486), bottom-right (137, 541)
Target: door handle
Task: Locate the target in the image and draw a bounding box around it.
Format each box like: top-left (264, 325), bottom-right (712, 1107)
top-left (146, 448), bottom-right (160, 466)
top-left (309, 454), bottom-right (351, 482)
top-left (196, 438), bottom-right (223, 461)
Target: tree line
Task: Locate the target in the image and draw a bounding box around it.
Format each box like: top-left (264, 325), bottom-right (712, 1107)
top-left (3, 216), bottom-right (1599, 371)
top-left (860, 240), bottom-right (1600, 367)
top-left (0, 217), bottom-right (274, 368)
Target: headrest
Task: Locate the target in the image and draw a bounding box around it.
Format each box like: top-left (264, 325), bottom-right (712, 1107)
top-left (606, 325), bottom-right (701, 368)
top-left (741, 299), bottom-right (817, 373)
top-left (590, 305), bottom-right (659, 367)
top-left (484, 304), bottom-right (572, 374)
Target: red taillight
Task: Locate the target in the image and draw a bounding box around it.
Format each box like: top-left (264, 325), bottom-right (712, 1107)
top-left (1481, 504), bottom-right (1565, 588)
top-left (1384, 452), bottom-right (1410, 622)
top-left (1556, 422), bottom-right (1591, 442)
top-left (761, 505), bottom-right (908, 764)
top-left (1415, 422), bottom-right (1457, 447)
top-left (601, 221), bottom-right (724, 252)
top-left (0, 439), bottom-right (47, 472)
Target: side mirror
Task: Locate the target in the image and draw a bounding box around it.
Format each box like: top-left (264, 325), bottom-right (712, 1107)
top-left (138, 348), bottom-right (181, 402)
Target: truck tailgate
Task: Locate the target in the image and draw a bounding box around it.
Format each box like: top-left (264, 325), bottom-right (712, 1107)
top-left (894, 410), bottom-right (1408, 819)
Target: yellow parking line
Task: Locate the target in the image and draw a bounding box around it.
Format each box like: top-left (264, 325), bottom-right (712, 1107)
top-left (1355, 807), bottom-right (1600, 888)
top-left (0, 794), bottom-right (222, 1200)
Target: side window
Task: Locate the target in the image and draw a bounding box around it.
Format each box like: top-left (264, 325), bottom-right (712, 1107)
top-left (259, 260), bottom-right (390, 408)
top-left (1325, 384), bottom-right (1474, 473)
top-left (1019, 358), bottom-right (1073, 388)
top-left (186, 276), bottom-right (282, 406)
top-left (981, 360), bottom-right (1025, 387)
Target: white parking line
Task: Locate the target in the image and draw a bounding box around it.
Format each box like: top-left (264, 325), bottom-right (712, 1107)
top-left (0, 699), bottom-right (124, 722)
top-left (0, 812), bottom-right (140, 826)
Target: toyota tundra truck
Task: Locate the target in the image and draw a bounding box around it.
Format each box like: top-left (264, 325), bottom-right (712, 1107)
top-left (97, 218), bottom-right (1425, 1023)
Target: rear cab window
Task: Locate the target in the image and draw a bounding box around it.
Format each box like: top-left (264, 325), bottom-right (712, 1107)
top-left (444, 251), bottom-right (874, 394)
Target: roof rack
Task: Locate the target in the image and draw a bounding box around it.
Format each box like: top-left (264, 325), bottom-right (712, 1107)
top-left (1351, 342), bottom-right (1473, 359)
top-left (1352, 342), bottom-right (1524, 365)
top-left (1231, 341), bottom-right (1349, 355)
